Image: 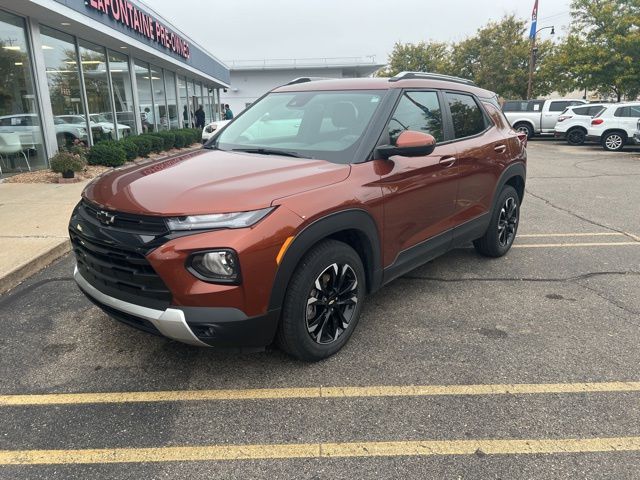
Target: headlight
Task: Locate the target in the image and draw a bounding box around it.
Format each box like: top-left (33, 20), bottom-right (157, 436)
top-left (167, 207), bottom-right (273, 231)
top-left (189, 249), bottom-right (240, 283)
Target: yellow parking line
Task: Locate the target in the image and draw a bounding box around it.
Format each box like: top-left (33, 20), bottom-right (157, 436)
top-left (513, 242), bottom-right (640, 248)
top-left (2, 381), bottom-right (639, 406)
top-left (518, 233), bottom-right (626, 238)
top-left (1, 437), bottom-right (640, 464)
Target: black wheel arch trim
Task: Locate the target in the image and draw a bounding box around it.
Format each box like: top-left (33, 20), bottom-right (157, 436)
top-left (268, 209), bottom-right (383, 312)
top-left (493, 162), bottom-right (526, 208)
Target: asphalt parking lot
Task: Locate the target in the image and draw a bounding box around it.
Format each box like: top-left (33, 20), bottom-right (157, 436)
top-left (1, 139), bottom-right (639, 479)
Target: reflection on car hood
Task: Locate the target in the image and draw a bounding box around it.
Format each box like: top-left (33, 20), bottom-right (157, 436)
top-left (83, 149), bottom-right (350, 216)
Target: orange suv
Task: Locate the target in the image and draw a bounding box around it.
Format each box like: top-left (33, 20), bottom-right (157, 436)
top-left (70, 72), bottom-right (527, 361)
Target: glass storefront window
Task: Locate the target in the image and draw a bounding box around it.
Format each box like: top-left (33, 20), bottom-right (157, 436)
top-left (78, 39), bottom-right (115, 143)
top-left (134, 59), bottom-right (154, 133)
top-left (178, 75), bottom-right (189, 128)
top-left (164, 71), bottom-right (178, 130)
top-left (108, 50), bottom-right (136, 136)
top-left (150, 64), bottom-right (166, 131)
top-left (40, 26), bottom-right (88, 150)
top-left (203, 86), bottom-right (212, 124)
top-left (0, 10), bottom-right (46, 173)
top-left (188, 79), bottom-right (196, 128)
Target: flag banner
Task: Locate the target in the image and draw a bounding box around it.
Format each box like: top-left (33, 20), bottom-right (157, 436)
top-left (529, 0), bottom-right (539, 39)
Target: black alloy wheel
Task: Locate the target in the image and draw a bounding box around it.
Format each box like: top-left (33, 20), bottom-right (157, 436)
top-left (566, 128), bottom-right (586, 146)
top-left (473, 185), bottom-right (520, 257)
top-left (276, 239), bottom-right (365, 361)
top-left (305, 263), bottom-right (358, 345)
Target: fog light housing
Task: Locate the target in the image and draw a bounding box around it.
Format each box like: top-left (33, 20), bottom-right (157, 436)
top-left (188, 249), bottom-right (240, 283)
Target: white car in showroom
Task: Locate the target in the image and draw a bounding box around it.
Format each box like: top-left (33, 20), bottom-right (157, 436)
top-left (553, 104), bottom-right (607, 145)
top-left (587, 103), bottom-right (640, 151)
top-left (201, 119), bottom-right (230, 143)
top-left (57, 114), bottom-right (131, 140)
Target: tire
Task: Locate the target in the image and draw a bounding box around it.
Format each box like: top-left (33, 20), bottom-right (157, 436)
top-left (473, 185), bottom-right (520, 258)
top-left (276, 239), bottom-right (365, 362)
top-left (566, 128), bottom-right (586, 146)
top-left (601, 131), bottom-right (626, 151)
top-left (514, 123), bottom-right (534, 139)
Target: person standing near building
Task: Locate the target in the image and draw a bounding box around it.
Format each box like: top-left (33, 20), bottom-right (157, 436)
top-left (224, 104), bottom-right (234, 120)
top-left (183, 105), bottom-right (189, 128)
top-left (195, 105), bottom-right (206, 129)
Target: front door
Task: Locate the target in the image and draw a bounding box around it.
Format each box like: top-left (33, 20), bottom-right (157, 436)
top-left (376, 90), bottom-right (459, 273)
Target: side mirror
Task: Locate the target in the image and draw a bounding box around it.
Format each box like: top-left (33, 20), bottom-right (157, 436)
top-left (377, 131), bottom-right (436, 159)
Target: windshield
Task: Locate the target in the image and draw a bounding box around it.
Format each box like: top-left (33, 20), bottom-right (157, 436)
top-left (213, 90), bottom-right (385, 163)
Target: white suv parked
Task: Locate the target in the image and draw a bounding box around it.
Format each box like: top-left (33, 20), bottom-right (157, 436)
top-left (587, 103), bottom-right (640, 151)
top-left (554, 104), bottom-right (607, 145)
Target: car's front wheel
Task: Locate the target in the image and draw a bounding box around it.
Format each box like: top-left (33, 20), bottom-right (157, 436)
top-left (276, 239), bottom-right (365, 362)
top-left (602, 131), bottom-right (626, 151)
top-left (474, 185), bottom-right (520, 257)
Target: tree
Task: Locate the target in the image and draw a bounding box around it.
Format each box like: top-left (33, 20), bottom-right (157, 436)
top-left (450, 15), bottom-right (555, 99)
top-left (379, 41), bottom-right (453, 77)
top-left (553, 0), bottom-right (640, 101)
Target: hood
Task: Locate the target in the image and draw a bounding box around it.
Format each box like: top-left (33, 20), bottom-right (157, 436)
top-left (83, 149), bottom-right (350, 216)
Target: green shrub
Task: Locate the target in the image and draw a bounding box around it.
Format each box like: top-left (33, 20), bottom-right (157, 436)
top-left (86, 141), bottom-right (126, 167)
top-left (129, 136), bottom-right (153, 157)
top-left (50, 151), bottom-right (86, 174)
top-left (152, 131), bottom-right (176, 151)
top-left (172, 131), bottom-right (187, 149)
top-left (119, 138), bottom-right (139, 161)
top-left (141, 134), bottom-right (164, 154)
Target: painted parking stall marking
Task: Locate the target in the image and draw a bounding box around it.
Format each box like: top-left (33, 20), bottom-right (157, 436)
top-left (2, 381), bottom-right (640, 406)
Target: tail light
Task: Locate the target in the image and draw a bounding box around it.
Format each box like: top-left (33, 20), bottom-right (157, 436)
top-left (557, 116), bottom-right (572, 122)
top-left (516, 132), bottom-right (528, 147)
top-left (591, 118), bottom-right (604, 126)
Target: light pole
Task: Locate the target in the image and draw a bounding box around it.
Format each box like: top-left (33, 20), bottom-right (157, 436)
top-left (527, 25), bottom-right (554, 100)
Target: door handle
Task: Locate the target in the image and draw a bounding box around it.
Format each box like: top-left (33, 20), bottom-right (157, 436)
top-left (439, 156), bottom-right (456, 167)
top-left (494, 144), bottom-right (507, 153)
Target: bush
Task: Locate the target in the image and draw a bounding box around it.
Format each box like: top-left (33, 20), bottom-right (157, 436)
top-left (119, 138), bottom-right (139, 161)
top-left (50, 151), bottom-right (86, 174)
top-left (172, 131), bottom-right (188, 149)
top-left (141, 134), bottom-right (164, 154)
top-left (86, 141), bottom-right (126, 167)
top-left (150, 131), bottom-right (176, 151)
top-left (129, 136), bottom-right (153, 157)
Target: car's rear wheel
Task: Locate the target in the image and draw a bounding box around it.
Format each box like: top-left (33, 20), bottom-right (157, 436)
top-left (473, 185), bottom-right (520, 257)
top-left (602, 131), bottom-right (626, 151)
top-left (514, 123), bottom-right (534, 139)
top-left (566, 128), bottom-right (586, 145)
top-left (276, 239), bottom-right (365, 362)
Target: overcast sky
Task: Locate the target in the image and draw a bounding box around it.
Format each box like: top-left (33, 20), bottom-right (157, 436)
top-left (150, 0), bottom-right (572, 65)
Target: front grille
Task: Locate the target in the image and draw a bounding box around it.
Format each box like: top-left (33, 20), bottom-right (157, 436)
top-left (70, 230), bottom-right (172, 310)
top-left (81, 200), bottom-right (168, 235)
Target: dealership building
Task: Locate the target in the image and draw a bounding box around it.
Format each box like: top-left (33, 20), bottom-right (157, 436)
top-left (0, 0), bottom-right (229, 176)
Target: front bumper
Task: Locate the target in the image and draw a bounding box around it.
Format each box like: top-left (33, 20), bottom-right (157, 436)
top-left (633, 132), bottom-right (640, 144)
top-left (74, 266), bottom-right (280, 349)
top-left (553, 131), bottom-right (566, 139)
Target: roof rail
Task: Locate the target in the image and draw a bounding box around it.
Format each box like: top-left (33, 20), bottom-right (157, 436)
top-left (284, 77), bottom-right (330, 86)
top-left (389, 71), bottom-right (477, 86)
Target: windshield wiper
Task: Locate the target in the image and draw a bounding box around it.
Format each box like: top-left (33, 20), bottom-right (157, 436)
top-left (231, 147), bottom-right (310, 159)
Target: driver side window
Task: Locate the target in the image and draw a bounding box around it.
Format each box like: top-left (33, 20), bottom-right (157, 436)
top-left (388, 91), bottom-right (443, 144)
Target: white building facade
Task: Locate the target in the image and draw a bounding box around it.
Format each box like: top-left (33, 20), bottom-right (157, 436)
top-left (221, 58), bottom-right (384, 116)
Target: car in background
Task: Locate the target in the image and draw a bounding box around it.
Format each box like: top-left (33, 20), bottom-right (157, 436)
top-left (553, 104), bottom-right (607, 145)
top-left (587, 103), bottom-right (640, 151)
top-left (57, 114), bottom-right (131, 140)
top-left (201, 119), bottom-right (230, 142)
top-left (503, 98), bottom-right (586, 139)
top-left (634, 119), bottom-right (640, 144)
top-left (0, 113), bottom-right (87, 147)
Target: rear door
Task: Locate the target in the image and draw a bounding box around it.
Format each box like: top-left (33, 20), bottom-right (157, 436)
top-left (615, 105), bottom-right (640, 136)
top-left (445, 91), bottom-right (507, 231)
top-left (542, 101), bottom-right (573, 130)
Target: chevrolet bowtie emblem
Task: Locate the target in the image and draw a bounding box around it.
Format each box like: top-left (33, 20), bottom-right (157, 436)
top-left (96, 210), bottom-right (116, 226)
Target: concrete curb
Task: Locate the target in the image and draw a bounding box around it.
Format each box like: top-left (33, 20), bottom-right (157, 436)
top-left (0, 239), bottom-right (71, 295)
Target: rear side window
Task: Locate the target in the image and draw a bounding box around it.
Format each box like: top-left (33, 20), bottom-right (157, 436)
top-left (446, 92), bottom-right (488, 139)
top-left (615, 106), bottom-right (640, 118)
top-left (549, 101), bottom-right (572, 112)
top-left (387, 91), bottom-right (443, 143)
top-left (572, 106), bottom-right (590, 116)
top-left (588, 106), bottom-right (605, 116)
